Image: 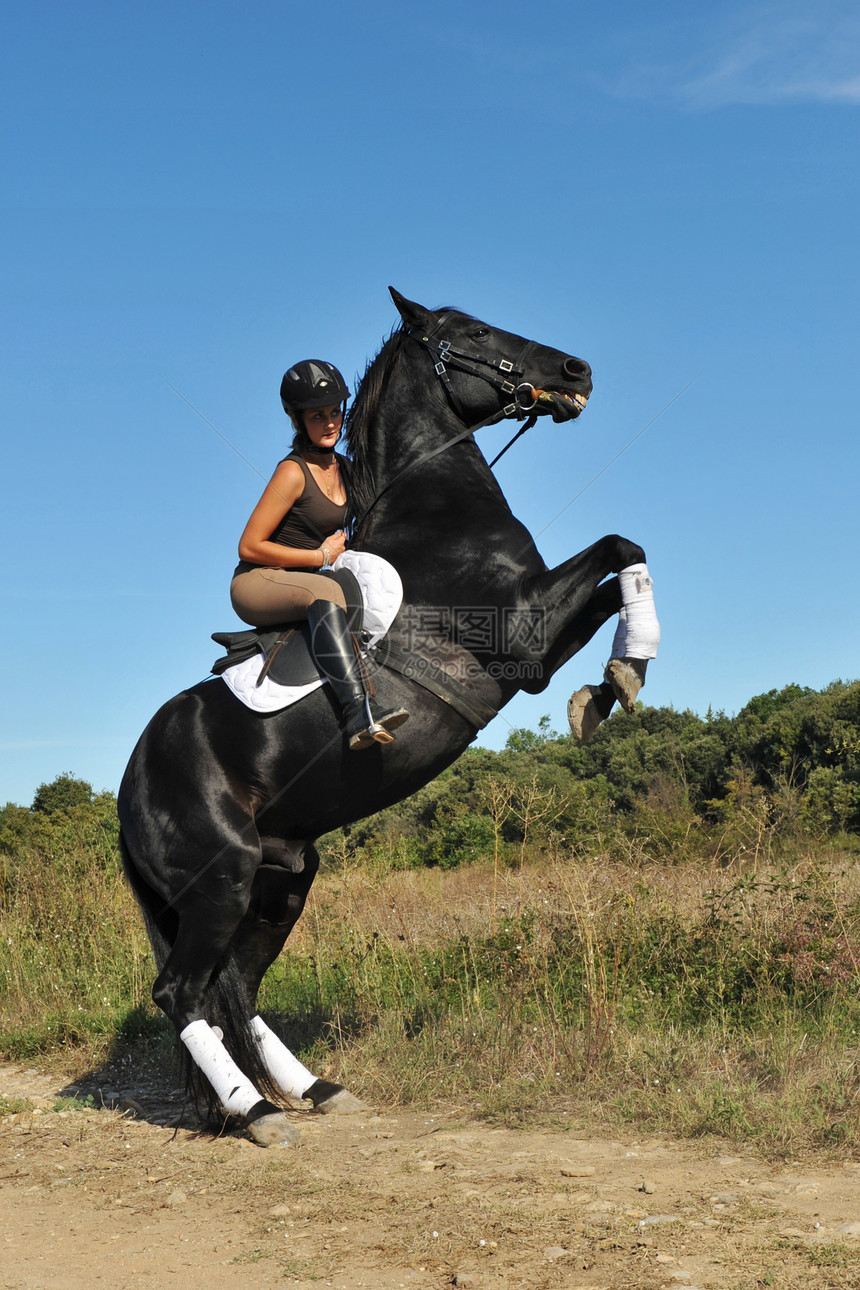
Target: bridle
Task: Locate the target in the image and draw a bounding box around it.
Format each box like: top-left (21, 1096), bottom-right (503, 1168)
top-left (355, 318), bottom-right (551, 526)
top-left (407, 315), bottom-right (542, 430)
top-left (409, 314), bottom-right (588, 463)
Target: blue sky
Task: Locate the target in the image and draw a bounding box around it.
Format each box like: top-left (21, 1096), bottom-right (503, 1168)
top-left (2, 1), bottom-right (858, 807)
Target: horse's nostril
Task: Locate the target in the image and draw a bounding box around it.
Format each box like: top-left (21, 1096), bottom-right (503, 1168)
top-left (563, 356), bottom-right (589, 380)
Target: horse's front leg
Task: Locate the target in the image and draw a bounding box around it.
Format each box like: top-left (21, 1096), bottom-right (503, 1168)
top-left (509, 535), bottom-right (660, 741)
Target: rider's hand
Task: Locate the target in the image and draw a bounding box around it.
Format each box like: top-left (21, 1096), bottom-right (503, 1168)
top-left (325, 530), bottom-right (348, 560)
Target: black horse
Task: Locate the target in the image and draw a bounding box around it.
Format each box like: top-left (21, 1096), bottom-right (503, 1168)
top-left (118, 289), bottom-right (651, 1146)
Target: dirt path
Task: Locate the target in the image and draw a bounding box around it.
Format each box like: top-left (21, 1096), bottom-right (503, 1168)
top-left (3, 1061), bottom-right (860, 1290)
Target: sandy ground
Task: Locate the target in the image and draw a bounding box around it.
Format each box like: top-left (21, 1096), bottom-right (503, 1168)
top-left (3, 1059), bottom-right (860, 1290)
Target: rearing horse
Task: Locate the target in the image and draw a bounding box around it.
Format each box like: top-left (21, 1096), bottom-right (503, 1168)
top-left (117, 289), bottom-right (657, 1146)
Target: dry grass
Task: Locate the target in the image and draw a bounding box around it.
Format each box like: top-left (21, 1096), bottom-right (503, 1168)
top-left (4, 834), bottom-right (860, 1153)
top-left (259, 846), bottom-right (860, 1153)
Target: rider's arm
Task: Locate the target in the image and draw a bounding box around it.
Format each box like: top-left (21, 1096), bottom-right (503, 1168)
top-left (238, 460), bottom-right (337, 568)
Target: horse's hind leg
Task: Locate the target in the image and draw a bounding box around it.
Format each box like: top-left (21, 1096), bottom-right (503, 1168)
top-left (231, 847), bottom-right (367, 1116)
top-left (148, 843), bottom-right (303, 1147)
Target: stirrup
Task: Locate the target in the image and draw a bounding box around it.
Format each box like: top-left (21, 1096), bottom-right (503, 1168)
top-left (346, 698), bottom-right (409, 752)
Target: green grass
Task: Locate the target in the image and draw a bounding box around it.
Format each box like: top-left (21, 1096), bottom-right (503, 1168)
top-left (0, 1095), bottom-right (34, 1116)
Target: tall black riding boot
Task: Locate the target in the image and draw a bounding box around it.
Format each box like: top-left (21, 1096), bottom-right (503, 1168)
top-left (307, 600), bottom-right (409, 751)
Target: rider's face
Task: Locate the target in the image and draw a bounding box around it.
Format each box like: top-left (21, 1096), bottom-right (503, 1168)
top-left (303, 404), bottom-right (343, 450)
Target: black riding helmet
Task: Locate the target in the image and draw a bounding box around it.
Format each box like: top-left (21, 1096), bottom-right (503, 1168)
top-left (280, 360), bottom-right (350, 414)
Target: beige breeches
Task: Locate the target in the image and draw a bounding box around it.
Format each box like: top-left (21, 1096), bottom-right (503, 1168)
top-left (230, 567), bottom-right (346, 627)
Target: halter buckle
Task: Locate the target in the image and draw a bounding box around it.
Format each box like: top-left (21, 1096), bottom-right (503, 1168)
top-left (500, 360), bottom-right (514, 373)
top-left (435, 361), bottom-right (447, 376)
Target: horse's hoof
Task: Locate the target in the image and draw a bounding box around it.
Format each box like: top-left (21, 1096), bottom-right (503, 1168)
top-left (246, 1111), bottom-right (302, 1148)
top-left (604, 657), bottom-right (646, 714)
top-left (303, 1079), bottom-right (367, 1115)
top-left (567, 684), bottom-right (605, 744)
top-left (316, 1088), bottom-right (367, 1115)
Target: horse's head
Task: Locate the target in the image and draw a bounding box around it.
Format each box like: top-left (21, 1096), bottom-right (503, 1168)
top-left (390, 288), bottom-right (593, 427)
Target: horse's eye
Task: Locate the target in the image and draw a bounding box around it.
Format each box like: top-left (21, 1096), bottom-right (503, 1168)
top-left (472, 327), bottom-right (490, 341)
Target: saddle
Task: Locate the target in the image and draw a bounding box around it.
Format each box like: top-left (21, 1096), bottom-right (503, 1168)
top-left (210, 552), bottom-right (500, 733)
top-left (211, 567), bottom-right (363, 689)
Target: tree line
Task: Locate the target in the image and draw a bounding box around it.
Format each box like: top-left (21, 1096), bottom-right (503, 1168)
top-left (1, 679), bottom-right (858, 880)
top-left (333, 678), bottom-right (860, 869)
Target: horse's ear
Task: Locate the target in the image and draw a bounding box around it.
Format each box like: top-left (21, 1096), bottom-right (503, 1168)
top-left (389, 287), bottom-right (433, 333)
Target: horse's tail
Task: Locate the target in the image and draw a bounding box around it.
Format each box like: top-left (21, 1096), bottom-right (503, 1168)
top-left (118, 831), bottom-right (288, 1122)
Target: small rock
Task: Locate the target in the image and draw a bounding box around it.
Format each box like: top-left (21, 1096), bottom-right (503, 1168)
top-left (544, 1246), bottom-right (567, 1259)
top-left (561, 1164), bottom-right (596, 1178)
top-left (638, 1179), bottom-right (656, 1194)
top-left (165, 1189), bottom-right (187, 1208)
top-left (269, 1204), bottom-right (291, 1217)
top-left (638, 1214), bottom-right (681, 1227)
top-left (785, 1180), bottom-right (818, 1196)
top-left (655, 1252), bottom-right (676, 1264)
top-left (836, 1221), bottom-right (860, 1237)
top-left (416, 1159), bottom-right (443, 1173)
top-left (453, 1276), bottom-right (478, 1287)
top-left (121, 1097), bottom-right (144, 1116)
top-left (710, 1192), bottom-right (739, 1206)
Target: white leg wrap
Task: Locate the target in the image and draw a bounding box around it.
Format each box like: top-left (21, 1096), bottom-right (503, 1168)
top-left (180, 1019), bottom-right (261, 1117)
top-left (610, 563), bottom-right (660, 660)
top-left (250, 1015), bottom-right (316, 1100)
top-left (610, 606), bottom-right (629, 659)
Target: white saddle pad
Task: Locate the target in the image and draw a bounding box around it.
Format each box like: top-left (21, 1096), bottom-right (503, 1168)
top-left (219, 550), bottom-right (403, 714)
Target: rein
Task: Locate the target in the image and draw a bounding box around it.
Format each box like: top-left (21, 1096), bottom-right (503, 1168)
top-left (354, 323), bottom-right (543, 527)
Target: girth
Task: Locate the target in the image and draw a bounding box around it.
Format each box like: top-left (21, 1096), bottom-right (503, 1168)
top-left (370, 637), bottom-right (499, 732)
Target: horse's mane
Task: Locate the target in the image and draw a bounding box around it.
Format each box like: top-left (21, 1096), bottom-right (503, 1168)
top-left (343, 323), bottom-right (407, 528)
top-left (343, 306), bottom-right (471, 536)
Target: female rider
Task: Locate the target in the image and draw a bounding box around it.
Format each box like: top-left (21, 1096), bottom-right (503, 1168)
top-left (230, 359), bottom-right (408, 751)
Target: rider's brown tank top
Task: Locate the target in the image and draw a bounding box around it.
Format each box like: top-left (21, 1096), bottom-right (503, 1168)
top-left (267, 452), bottom-right (349, 552)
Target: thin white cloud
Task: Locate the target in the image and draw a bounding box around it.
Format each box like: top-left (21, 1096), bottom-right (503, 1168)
top-left (679, 4), bottom-right (860, 107)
